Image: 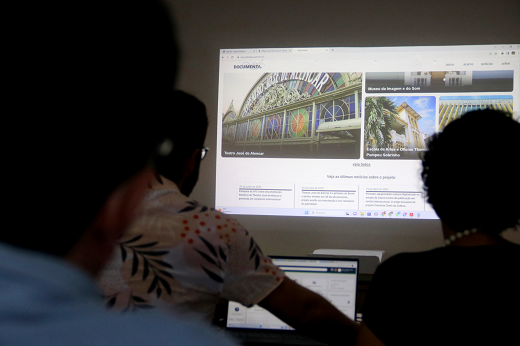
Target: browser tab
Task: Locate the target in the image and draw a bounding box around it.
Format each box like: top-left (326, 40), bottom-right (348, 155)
top-left (221, 49), bottom-right (252, 54)
top-left (258, 48), bottom-right (293, 53)
top-left (294, 48), bottom-right (330, 53)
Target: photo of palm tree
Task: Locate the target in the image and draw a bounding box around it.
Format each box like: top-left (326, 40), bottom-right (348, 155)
top-left (364, 97), bottom-right (398, 149)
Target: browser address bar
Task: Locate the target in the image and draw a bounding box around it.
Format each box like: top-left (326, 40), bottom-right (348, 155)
top-left (279, 267), bottom-right (328, 272)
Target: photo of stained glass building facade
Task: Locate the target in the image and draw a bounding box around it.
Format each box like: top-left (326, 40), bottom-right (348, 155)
top-left (222, 72), bottom-right (363, 159)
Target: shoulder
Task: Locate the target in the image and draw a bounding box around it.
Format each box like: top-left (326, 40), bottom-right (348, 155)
top-left (0, 270), bottom-right (237, 346)
top-left (364, 249), bottom-right (447, 307)
top-left (377, 246), bottom-right (458, 270)
top-left (370, 247), bottom-right (467, 287)
top-left (145, 189), bottom-right (239, 230)
top-left (373, 250), bottom-right (433, 276)
top-left (362, 250), bottom-right (446, 343)
top-left (142, 186), bottom-right (197, 213)
top-left (24, 309), bottom-right (237, 346)
top-left (92, 311), bottom-right (236, 346)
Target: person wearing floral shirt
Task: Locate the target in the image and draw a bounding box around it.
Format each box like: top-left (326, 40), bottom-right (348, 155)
top-left (99, 91), bottom-right (359, 346)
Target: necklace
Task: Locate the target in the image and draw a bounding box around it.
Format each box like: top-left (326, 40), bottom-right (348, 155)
top-left (444, 228), bottom-right (478, 246)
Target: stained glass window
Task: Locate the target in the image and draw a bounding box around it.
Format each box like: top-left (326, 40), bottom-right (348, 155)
top-left (247, 118), bottom-right (264, 141)
top-left (264, 113), bottom-right (283, 140)
top-left (223, 124), bottom-right (236, 142)
top-left (236, 122), bottom-right (248, 142)
top-left (316, 93), bottom-right (357, 127)
top-left (284, 105), bottom-right (313, 138)
top-left (224, 73), bottom-right (362, 146)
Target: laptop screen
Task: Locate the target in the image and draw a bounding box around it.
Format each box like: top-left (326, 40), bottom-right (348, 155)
top-left (226, 256), bottom-right (359, 330)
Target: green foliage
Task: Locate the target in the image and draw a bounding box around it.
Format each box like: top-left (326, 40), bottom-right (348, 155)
top-left (364, 97), bottom-right (398, 148)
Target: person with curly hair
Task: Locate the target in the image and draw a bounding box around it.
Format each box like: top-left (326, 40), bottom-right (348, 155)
top-left (356, 109), bottom-right (520, 346)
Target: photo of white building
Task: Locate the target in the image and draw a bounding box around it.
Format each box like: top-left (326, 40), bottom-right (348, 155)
top-left (390, 102), bottom-right (427, 150)
top-left (364, 96), bottom-right (435, 160)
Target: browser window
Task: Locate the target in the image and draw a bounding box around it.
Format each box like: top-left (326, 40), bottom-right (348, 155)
top-left (216, 45), bottom-right (519, 219)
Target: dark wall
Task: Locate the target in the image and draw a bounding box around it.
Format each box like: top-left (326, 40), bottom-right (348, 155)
top-left (166, 0), bottom-right (520, 259)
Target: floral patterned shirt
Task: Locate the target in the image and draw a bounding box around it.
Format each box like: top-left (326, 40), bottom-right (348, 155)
top-left (98, 179), bottom-right (284, 322)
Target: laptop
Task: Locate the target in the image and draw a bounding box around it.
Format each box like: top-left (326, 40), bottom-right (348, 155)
top-left (224, 256), bottom-right (359, 345)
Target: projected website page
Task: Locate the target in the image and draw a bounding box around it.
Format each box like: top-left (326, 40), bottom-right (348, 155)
top-left (216, 45), bottom-right (520, 219)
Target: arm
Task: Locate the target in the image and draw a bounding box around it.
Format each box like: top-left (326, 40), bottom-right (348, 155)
top-left (259, 278), bottom-right (359, 346)
top-left (355, 322), bottom-right (386, 346)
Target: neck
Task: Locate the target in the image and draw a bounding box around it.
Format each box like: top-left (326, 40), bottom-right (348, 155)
top-left (151, 174), bottom-right (180, 190)
top-left (441, 222), bottom-right (509, 247)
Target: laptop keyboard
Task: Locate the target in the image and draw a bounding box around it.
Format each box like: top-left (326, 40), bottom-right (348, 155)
top-left (232, 330), bottom-right (309, 340)
top-left (227, 330), bottom-right (327, 345)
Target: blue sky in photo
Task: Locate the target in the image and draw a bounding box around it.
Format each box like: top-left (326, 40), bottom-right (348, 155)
top-left (473, 70), bottom-right (513, 79)
top-left (439, 95), bottom-right (513, 101)
top-left (388, 96), bottom-right (436, 136)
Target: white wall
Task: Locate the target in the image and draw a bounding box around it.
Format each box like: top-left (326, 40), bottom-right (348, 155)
top-left (165, 0), bottom-right (520, 260)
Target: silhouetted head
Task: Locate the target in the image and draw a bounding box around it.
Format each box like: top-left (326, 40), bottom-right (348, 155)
top-left (422, 109), bottom-right (520, 235)
top-left (155, 90), bottom-right (208, 196)
top-left (3, 0), bottom-right (178, 257)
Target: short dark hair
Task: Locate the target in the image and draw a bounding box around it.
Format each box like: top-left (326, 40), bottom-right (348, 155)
top-left (3, 0), bottom-right (178, 256)
top-left (421, 109), bottom-right (520, 234)
top-left (155, 90), bottom-right (208, 183)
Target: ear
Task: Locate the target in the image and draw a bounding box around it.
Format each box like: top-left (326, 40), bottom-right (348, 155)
top-left (66, 167), bottom-right (155, 276)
